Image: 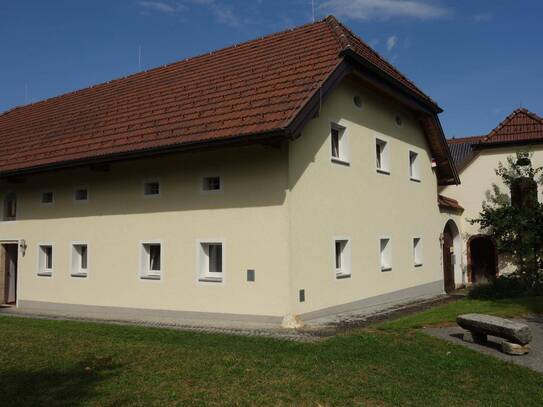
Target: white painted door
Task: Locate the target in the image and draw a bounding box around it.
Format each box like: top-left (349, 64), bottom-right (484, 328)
top-left (6, 247), bottom-right (17, 303)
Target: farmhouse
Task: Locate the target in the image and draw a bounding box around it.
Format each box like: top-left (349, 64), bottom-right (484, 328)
top-left (441, 108), bottom-right (543, 288)
top-left (0, 16), bottom-right (460, 326)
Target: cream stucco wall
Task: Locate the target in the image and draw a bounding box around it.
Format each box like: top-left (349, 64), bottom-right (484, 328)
top-left (0, 146), bottom-right (291, 317)
top-left (287, 79), bottom-right (445, 316)
top-left (0, 77), bottom-right (451, 321)
top-left (441, 145), bottom-right (543, 274)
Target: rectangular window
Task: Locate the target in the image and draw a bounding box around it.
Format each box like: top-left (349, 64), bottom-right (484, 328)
top-left (330, 124), bottom-right (348, 164)
top-left (334, 239), bottom-right (351, 278)
top-left (38, 245), bottom-right (53, 276)
top-left (143, 181), bottom-right (160, 196)
top-left (71, 244), bottom-right (88, 277)
top-left (376, 138), bottom-right (389, 173)
top-left (74, 188), bottom-right (88, 202)
top-left (41, 191), bottom-right (54, 204)
top-left (379, 238), bottom-right (392, 272)
top-left (409, 150), bottom-right (420, 181)
top-left (198, 241), bottom-right (223, 282)
top-left (413, 238), bottom-right (423, 267)
top-left (3, 193), bottom-right (17, 221)
top-left (202, 176), bottom-right (221, 192)
top-left (141, 243), bottom-right (162, 280)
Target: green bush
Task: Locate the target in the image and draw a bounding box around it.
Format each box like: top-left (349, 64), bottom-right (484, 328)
top-left (469, 272), bottom-right (543, 299)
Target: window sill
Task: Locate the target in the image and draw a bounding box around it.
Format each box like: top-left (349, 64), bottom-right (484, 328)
top-left (336, 273), bottom-right (351, 280)
top-left (410, 177), bottom-right (421, 183)
top-left (37, 272), bottom-right (52, 277)
top-left (198, 277), bottom-right (223, 283)
top-left (331, 157), bottom-right (350, 166)
top-left (376, 168), bottom-right (390, 175)
top-left (414, 263), bottom-right (423, 268)
top-left (71, 273), bottom-right (88, 278)
top-left (380, 267), bottom-right (392, 272)
top-left (141, 275), bottom-right (161, 281)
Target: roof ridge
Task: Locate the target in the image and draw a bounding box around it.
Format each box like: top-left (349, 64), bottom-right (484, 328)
top-left (447, 135), bottom-right (486, 144)
top-left (486, 107), bottom-right (543, 141)
top-left (0, 18), bottom-right (328, 117)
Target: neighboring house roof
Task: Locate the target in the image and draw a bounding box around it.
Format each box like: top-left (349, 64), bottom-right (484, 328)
top-left (438, 194), bottom-right (464, 212)
top-left (0, 16), bottom-right (457, 184)
top-left (447, 108), bottom-right (543, 171)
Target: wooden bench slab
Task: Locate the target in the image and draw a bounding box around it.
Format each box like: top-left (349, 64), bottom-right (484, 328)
top-left (457, 313), bottom-right (532, 345)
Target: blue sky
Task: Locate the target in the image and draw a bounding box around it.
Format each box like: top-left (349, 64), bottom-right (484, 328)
top-left (1, 0), bottom-right (542, 137)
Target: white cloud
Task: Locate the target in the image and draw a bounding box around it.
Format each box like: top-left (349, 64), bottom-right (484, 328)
top-left (138, 0), bottom-right (239, 27)
top-left (138, 1), bottom-right (186, 14)
top-left (319, 0), bottom-right (450, 21)
top-left (386, 35), bottom-right (398, 51)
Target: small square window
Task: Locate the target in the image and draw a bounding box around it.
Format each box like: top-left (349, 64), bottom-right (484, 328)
top-left (379, 238), bottom-right (392, 272)
top-left (144, 181), bottom-right (160, 196)
top-left (330, 124), bottom-right (348, 164)
top-left (409, 151), bottom-right (420, 181)
top-left (141, 243), bottom-right (162, 280)
top-left (198, 241), bottom-right (223, 282)
top-left (334, 239), bottom-right (351, 278)
top-left (74, 188), bottom-right (88, 202)
top-left (38, 245), bottom-right (53, 276)
top-left (202, 176), bottom-right (221, 192)
top-left (71, 244), bottom-right (88, 277)
top-left (376, 138), bottom-right (389, 173)
top-left (41, 191), bottom-right (54, 204)
top-left (413, 238), bottom-right (423, 267)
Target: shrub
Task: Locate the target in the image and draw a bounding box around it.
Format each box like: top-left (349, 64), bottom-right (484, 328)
top-left (469, 272), bottom-right (543, 299)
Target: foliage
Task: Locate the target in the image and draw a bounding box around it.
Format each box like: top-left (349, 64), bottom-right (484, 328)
top-left (468, 274), bottom-right (543, 299)
top-left (470, 151), bottom-right (543, 290)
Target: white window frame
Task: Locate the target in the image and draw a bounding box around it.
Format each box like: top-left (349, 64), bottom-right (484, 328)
top-left (413, 237), bottom-right (423, 268)
top-left (140, 241), bottom-right (163, 281)
top-left (201, 175), bottom-right (223, 194)
top-left (37, 243), bottom-right (54, 277)
top-left (196, 239), bottom-right (225, 284)
top-left (333, 237), bottom-right (351, 279)
top-left (71, 241), bottom-right (89, 278)
top-left (73, 186), bottom-right (89, 203)
top-left (330, 122), bottom-right (349, 165)
top-left (40, 191), bottom-right (55, 206)
top-left (143, 179), bottom-right (161, 198)
top-left (379, 237), bottom-right (392, 272)
top-left (409, 150), bottom-right (421, 182)
top-left (375, 135), bottom-right (390, 174)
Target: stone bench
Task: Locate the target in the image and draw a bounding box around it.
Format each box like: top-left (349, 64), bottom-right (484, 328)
top-left (456, 313), bottom-right (532, 355)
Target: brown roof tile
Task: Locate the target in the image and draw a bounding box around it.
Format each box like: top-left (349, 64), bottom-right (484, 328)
top-left (0, 16), bottom-right (444, 178)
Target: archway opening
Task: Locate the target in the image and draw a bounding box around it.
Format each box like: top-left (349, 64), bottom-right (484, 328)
top-left (468, 236), bottom-right (498, 284)
top-left (442, 220), bottom-right (460, 293)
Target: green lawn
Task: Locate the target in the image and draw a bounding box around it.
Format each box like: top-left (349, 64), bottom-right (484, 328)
top-left (0, 297), bottom-right (542, 406)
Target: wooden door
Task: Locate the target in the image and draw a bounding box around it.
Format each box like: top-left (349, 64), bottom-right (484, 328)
top-left (443, 226), bottom-right (455, 293)
top-left (4, 244), bottom-right (17, 304)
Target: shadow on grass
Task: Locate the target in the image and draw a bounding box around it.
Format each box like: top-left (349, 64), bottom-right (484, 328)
top-left (0, 356), bottom-right (123, 407)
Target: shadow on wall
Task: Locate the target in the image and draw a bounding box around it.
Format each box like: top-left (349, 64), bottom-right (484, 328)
top-left (0, 357), bottom-right (124, 406)
top-left (4, 144), bottom-right (290, 221)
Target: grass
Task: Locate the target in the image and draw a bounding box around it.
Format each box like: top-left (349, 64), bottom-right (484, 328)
top-left (0, 297), bottom-right (541, 406)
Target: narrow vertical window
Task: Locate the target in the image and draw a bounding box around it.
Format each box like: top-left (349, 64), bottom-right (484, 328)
top-left (74, 188), bottom-right (88, 202)
top-left (144, 181), bottom-right (160, 196)
top-left (38, 245), bottom-right (53, 276)
top-left (198, 241), bottom-right (224, 282)
top-left (380, 238), bottom-right (392, 272)
top-left (413, 238), bottom-right (423, 267)
top-left (334, 239), bottom-right (351, 278)
top-left (376, 139), bottom-right (389, 173)
top-left (141, 243), bottom-right (162, 280)
top-left (409, 150), bottom-right (420, 181)
top-left (3, 193), bottom-right (17, 221)
top-left (71, 244), bottom-right (89, 277)
top-left (330, 124), bottom-right (348, 164)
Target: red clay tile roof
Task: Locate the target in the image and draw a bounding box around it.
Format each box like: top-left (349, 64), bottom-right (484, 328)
top-left (0, 15), bottom-right (444, 178)
top-left (438, 194), bottom-right (464, 212)
top-left (447, 108), bottom-right (543, 171)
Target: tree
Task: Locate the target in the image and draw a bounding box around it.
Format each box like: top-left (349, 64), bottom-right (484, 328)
top-left (470, 152), bottom-right (543, 288)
